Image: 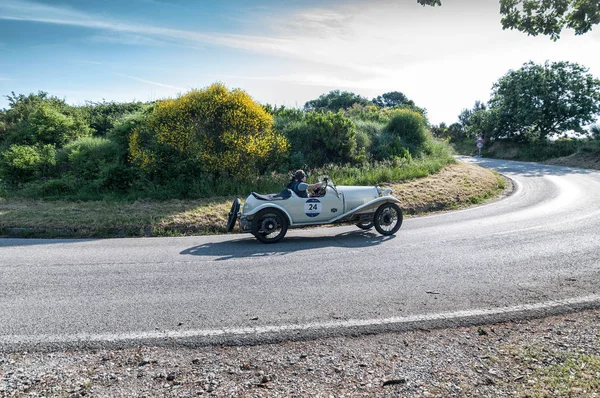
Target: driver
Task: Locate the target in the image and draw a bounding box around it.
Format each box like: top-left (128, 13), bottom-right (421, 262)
top-left (287, 170), bottom-right (325, 198)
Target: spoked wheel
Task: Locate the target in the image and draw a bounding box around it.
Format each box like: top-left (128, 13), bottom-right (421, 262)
top-left (356, 221), bottom-right (374, 230)
top-left (226, 198), bottom-right (241, 232)
top-left (251, 209), bottom-right (288, 243)
top-left (374, 203), bottom-right (403, 236)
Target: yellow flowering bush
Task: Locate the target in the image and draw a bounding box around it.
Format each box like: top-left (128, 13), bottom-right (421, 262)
top-left (129, 83), bottom-right (289, 178)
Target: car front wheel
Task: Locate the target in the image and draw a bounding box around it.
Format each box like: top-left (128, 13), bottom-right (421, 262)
top-left (374, 203), bottom-right (403, 236)
top-left (251, 208), bottom-right (288, 243)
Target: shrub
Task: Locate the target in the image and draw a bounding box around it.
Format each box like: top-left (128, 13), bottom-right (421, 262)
top-left (0, 144), bottom-right (56, 184)
top-left (98, 163), bottom-right (136, 191)
top-left (513, 139), bottom-right (578, 161)
top-left (384, 109), bottom-right (430, 155)
top-left (369, 109), bottom-right (429, 160)
top-left (57, 137), bottom-right (120, 180)
top-left (345, 104), bottom-right (390, 123)
top-left (6, 101), bottom-right (91, 147)
top-left (37, 175), bottom-right (78, 197)
top-left (108, 108), bottom-right (152, 162)
top-left (282, 111), bottom-right (359, 168)
top-left (354, 119), bottom-right (386, 158)
top-left (129, 83), bottom-right (289, 180)
top-left (83, 100), bottom-right (147, 137)
top-left (270, 106), bottom-right (305, 133)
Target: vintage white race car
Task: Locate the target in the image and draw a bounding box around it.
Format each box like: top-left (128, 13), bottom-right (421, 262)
top-left (226, 177), bottom-right (403, 243)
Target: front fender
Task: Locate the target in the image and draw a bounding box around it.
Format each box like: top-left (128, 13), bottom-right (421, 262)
top-left (331, 196), bottom-right (401, 222)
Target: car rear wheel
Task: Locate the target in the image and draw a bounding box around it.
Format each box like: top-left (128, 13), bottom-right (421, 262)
top-left (226, 198), bottom-right (241, 232)
top-left (251, 208), bottom-right (288, 243)
top-left (374, 203), bottom-right (403, 236)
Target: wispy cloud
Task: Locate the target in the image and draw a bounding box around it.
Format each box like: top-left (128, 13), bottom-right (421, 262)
top-left (0, 0), bottom-right (296, 56)
top-left (87, 33), bottom-right (172, 47)
top-left (0, 0), bottom-right (503, 99)
top-left (114, 73), bottom-right (185, 91)
top-left (282, 8), bottom-right (354, 38)
top-left (0, 0), bottom-right (401, 79)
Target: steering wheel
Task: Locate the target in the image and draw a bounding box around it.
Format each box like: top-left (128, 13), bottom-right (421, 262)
top-left (311, 177), bottom-right (328, 197)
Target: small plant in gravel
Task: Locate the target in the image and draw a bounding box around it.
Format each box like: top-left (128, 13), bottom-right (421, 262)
top-left (505, 345), bottom-right (600, 397)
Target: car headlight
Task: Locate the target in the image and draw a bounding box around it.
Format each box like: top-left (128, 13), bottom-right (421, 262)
top-left (376, 186), bottom-right (382, 196)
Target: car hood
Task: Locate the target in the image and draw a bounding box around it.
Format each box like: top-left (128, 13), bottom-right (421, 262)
top-left (337, 185), bottom-right (380, 211)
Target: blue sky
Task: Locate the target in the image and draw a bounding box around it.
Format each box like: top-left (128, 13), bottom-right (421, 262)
top-left (2, 0), bottom-right (600, 124)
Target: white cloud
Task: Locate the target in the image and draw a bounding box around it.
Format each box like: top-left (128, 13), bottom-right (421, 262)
top-left (87, 33), bottom-right (173, 47)
top-left (113, 73), bottom-right (186, 91)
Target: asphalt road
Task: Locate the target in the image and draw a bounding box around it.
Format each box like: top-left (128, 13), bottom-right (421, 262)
top-left (1, 157), bottom-right (599, 350)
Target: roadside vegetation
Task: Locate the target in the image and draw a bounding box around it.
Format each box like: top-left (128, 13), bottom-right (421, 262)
top-left (0, 85), bottom-right (452, 202)
top-left (0, 162), bottom-right (505, 238)
top-left (432, 60), bottom-right (600, 169)
top-left (1, 59), bottom-right (599, 237)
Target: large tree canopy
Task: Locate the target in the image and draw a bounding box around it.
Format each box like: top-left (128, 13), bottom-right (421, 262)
top-left (372, 91), bottom-right (415, 108)
top-left (418, 0), bottom-right (600, 39)
top-left (500, 0), bottom-right (600, 39)
top-left (488, 61), bottom-right (600, 141)
top-left (304, 90), bottom-right (371, 113)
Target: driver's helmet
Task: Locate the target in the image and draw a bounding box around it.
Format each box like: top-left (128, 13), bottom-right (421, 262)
top-left (294, 170), bottom-right (306, 181)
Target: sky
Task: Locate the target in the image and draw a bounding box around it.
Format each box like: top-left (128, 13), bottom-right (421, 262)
top-left (1, 0), bottom-right (600, 125)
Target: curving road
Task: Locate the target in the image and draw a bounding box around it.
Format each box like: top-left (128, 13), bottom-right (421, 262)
top-left (1, 157), bottom-right (599, 350)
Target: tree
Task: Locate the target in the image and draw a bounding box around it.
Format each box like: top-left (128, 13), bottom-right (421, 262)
top-left (418, 0), bottom-right (600, 39)
top-left (304, 90), bottom-right (370, 112)
top-left (372, 91), bottom-right (414, 108)
top-left (417, 0), bottom-right (441, 5)
top-left (464, 109), bottom-right (497, 141)
top-left (458, 101), bottom-right (486, 128)
top-left (458, 101), bottom-right (489, 139)
top-left (500, 0), bottom-right (600, 40)
top-left (488, 61), bottom-right (600, 142)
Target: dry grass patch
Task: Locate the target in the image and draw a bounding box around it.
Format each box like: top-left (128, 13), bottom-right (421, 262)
top-left (0, 198), bottom-right (235, 238)
top-left (387, 162), bottom-right (506, 214)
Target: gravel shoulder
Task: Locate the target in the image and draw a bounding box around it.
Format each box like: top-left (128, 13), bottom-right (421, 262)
top-left (2, 309), bottom-right (599, 397)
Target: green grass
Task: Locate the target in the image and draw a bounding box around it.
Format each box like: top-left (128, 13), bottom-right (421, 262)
top-left (510, 346), bottom-right (600, 397)
top-left (3, 147), bottom-right (455, 201)
top-left (310, 157), bottom-right (454, 187)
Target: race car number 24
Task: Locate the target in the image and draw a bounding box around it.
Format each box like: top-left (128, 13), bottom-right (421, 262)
top-left (304, 199), bottom-right (321, 217)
